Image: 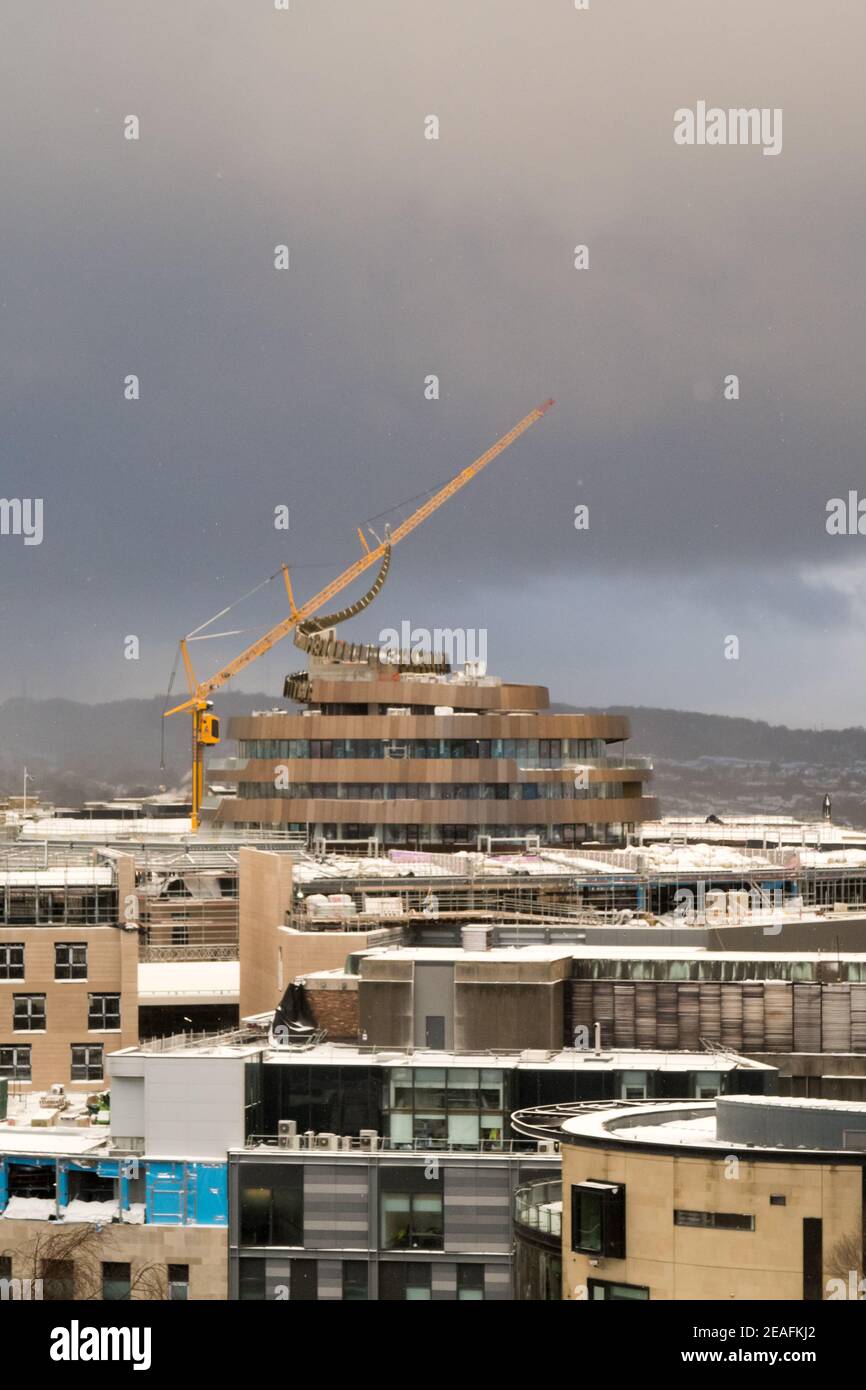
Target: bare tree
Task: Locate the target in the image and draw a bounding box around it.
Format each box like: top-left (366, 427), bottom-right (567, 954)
top-left (825, 1231), bottom-right (864, 1298)
top-left (15, 1222), bottom-right (167, 1301)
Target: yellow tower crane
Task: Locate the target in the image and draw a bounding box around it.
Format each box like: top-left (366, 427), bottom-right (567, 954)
top-left (165, 398), bottom-right (554, 829)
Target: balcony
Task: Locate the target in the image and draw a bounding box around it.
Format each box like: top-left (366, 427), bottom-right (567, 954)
top-left (513, 1179), bottom-right (562, 1243)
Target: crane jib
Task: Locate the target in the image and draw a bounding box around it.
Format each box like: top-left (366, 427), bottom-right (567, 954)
top-left (169, 399), bottom-right (554, 824)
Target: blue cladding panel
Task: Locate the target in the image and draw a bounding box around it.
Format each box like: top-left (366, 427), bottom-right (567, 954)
top-left (146, 1162), bottom-right (185, 1225)
top-left (187, 1163), bottom-right (228, 1226)
top-left (145, 1161), bottom-right (227, 1226)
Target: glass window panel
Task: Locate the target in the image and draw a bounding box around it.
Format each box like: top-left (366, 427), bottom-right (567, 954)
top-left (448, 1113), bottom-right (480, 1147)
top-left (381, 1194), bottom-right (411, 1249)
top-left (480, 1115), bottom-right (504, 1145)
top-left (576, 1191), bottom-right (602, 1252)
top-left (414, 1069), bottom-right (446, 1108)
top-left (457, 1265), bottom-right (485, 1300)
top-left (342, 1261), bottom-right (368, 1301)
top-left (413, 1114), bottom-right (447, 1142)
top-left (446, 1070), bottom-right (479, 1108)
top-left (388, 1113), bottom-right (413, 1145)
top-left (389, 1068), bottom-right (413, 1109)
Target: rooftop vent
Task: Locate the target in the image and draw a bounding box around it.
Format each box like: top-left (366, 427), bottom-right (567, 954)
top-left (462, 925), bottom-right (492, 952)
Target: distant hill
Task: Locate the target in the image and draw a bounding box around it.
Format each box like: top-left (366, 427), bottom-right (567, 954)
top-left (555, 705), bottom-right (866, 827)
top-left (0, 692), bottom-right (276, 805)
top-left (0, 696), bottom-right (863, 827)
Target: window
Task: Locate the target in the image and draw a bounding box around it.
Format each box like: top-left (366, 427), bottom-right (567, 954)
top-left (168, 1264), bottom-right (189, 1301)
top-left (457, 1265), bottom-right (484, 1301)
top-left (102, 1262), bottom-right (131, 1301)
top-left (769, 1195), bottom-right (786, 1207)
top-left (695, 1070), bottom-right (722, 1099)
top-left (290, 1260), bottom-right (317, 1301)
top-left (620, 1071), bottom-right (647, 1101)
top-left (803, 1218), bottom-right (822, 1301)
top-left (42, 1261), bottom-right (75, 1301)
top-left (379, 1262), bottom-right (432, 1301)
top-left (674, 1210), bottom-right (754, 1231)
top-left (588, 1279), bottom-right (649, 1301)
top-left (239, 1164), bottom-right (303, 1247)
top-left (13, 995), bottom-right (45, 1031)
top-left (71, 1045), bottom-right (104, 1082)
top-left (55, 943), bottom-right (87, 981)
top-left (88, 994), bottom-right (121, 1030)
top-left (380, 1165), bottom-right (444, 1251)
top-left (238, 1260), bottom-right (266, 1301)
top-left (0, 1256), bottom-right (11, 1282)
top-left (342, 1261), bottom-right (368, 1301)
top-left (571, 1182), bottom-right (626, 1258)
top-left (0, 1045), bottom-right (31, 1081)
top-left (0, 945), bottom-right (24, 980)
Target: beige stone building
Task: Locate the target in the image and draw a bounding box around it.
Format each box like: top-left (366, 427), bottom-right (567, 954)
top-left (0, 854), bottom-right (139, 1094)
top-left (0, 1218), bottom-right (226, 1301)
top-left (545, 1096), bottom-right (866, 1301)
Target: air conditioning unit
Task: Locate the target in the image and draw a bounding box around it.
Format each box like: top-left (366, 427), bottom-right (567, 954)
top-left (340, 1136), bottom-right (354, 1150)
top-left (386, 707), bottom-right (409, 716)
top-left (359, 1129), bottom-right (379, 1151)
top-left (278, 1119), bottom-right (298, 1147)
top-left (537, 1139), bottom-right (560, 1154)
top-left (315, 1132), bottom-right (339, 1151)
top-left (434, 706), bottom-right (454, 716)
top-left (303, 1130), bottom-right (316, 1150)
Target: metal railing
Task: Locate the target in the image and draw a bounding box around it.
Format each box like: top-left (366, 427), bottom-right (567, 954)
top-left (245, 1133), bottom-right (546, 1154)
top-left (514, 1179), bottom-right (562, 1239)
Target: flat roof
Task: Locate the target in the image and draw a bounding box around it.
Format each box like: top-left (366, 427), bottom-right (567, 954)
top-left (0, 868), bottom-right (114, 887)
top-left (559, 1097), bottom-right (866, 1155)
top-left (359, 942), bottom-right (866, 963)
top-left (0, 1129), bottom-right (109, 1156)
top-left (260, 1042), bottom-right (771, 1072)
top-left (111, 1032), bottom-right (770, 1072)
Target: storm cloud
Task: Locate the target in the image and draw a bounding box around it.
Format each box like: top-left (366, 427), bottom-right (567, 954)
top-left (1, 0), bottom-right (864, 722)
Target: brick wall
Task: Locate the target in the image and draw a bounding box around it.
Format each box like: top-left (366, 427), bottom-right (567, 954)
top-left (306, 986), bottom-right (359, 1040)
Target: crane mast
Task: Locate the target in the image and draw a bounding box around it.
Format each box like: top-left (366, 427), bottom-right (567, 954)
top-left (166, 399), bottom-right (554, 829)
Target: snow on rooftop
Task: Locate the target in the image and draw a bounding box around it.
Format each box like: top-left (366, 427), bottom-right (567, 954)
top-left (0, 868), bottom-right (114, 886)
top-left (20, 817), bottom-right (192, 839)
top-left (0, 1129), bottom-right (108, 1155)
top-left (137, 960), bottom-right (239, 999)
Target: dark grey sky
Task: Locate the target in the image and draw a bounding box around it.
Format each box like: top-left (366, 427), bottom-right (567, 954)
top-left (2, 0), bottom-right (865, 725)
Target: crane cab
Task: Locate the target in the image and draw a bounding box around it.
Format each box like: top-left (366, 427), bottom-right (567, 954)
top-left (199, 712), bottom-right (220, 745)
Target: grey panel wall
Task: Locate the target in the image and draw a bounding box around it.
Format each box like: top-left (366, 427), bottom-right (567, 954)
top-left (144, 1055), bottom-right (246, 1157)
top-left (432, 1261), bottom-right (457, 1301)
top-left (718, 1095), bottom-right (866, 1149)
top-left (484, 1264), bottom-right (512, 1301)
top-left (304, 1162), bottom-right (370, 1250)
top-left (265, 1258), bottom-right (292, 1300)
top-left (110, 1074), bottom-right (145, 1141)
top-left (413, 963), bottom-right (454, 1049)
top-left (317, 1258), bottom-right (343, 1300)
top-left (444, 1164), bottom-right (511, 1254)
